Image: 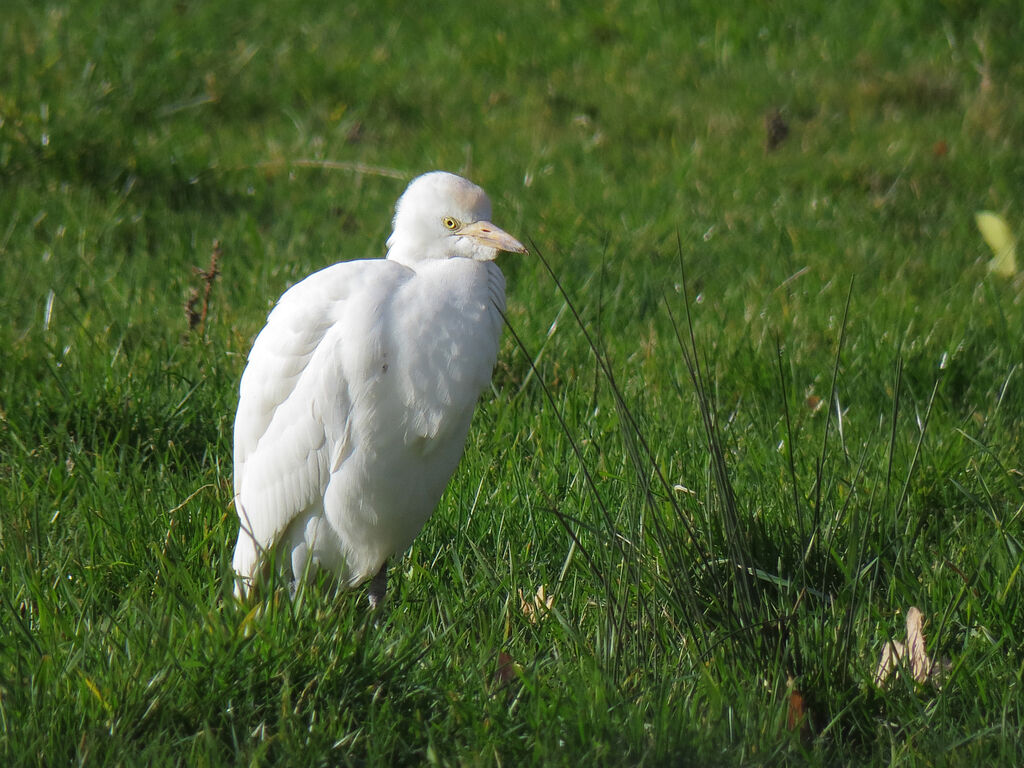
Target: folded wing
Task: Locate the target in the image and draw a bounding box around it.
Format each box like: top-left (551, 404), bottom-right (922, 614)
top-left (231, 259), bottom-right (411, 587)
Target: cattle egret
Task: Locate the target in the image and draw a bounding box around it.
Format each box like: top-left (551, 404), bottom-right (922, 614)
top-left (232, 171), bottom-right (526, 605)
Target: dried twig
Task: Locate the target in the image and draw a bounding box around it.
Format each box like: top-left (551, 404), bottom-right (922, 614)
top-left (764, 107), bottom-right (789, 152)
top-left (185, 239), bottom-right (222, 336)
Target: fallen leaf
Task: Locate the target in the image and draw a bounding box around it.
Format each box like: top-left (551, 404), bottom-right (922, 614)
top-left (785, 676), bottom-right (811, 741)
top-left (519, 585), bottom-right (554, 623)
top-left (975, 211), bottom-right (1017, 277)
top-left (786, 689), bottom-right (804, 728)
top-left (873, 606), bottom-right (952, 688)
top-left (906, 606), bottom-right (932, 683)
top-left (494, 652), bottom-right (519, 687)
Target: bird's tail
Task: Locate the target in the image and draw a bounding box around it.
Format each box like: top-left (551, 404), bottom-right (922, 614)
top-left (231, 504), bottom-right (260, 599)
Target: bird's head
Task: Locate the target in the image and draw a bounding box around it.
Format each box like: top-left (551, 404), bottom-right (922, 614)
top-left (386, 171), bottom-right (527, 266)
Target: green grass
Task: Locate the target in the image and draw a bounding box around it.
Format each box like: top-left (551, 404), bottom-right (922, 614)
top-left (2, 0), bottom-right (1023, 764)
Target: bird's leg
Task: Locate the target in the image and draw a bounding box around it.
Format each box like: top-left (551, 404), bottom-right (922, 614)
top-left (368, 561), bottom-right (388, 609)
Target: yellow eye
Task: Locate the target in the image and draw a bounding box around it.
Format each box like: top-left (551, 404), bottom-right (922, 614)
top-left (442, 217), bottom-right (459, 231)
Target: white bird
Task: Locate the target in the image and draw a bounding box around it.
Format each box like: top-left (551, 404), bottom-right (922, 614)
top-left (231, 171), bottom-right (526, 606)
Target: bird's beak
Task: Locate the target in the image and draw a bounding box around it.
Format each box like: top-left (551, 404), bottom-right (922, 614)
top-left (459, 220), bottom-right (528, 254)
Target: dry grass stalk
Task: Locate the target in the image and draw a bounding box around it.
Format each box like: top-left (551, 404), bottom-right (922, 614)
top-left (185, 239), bottom-right (222, 336)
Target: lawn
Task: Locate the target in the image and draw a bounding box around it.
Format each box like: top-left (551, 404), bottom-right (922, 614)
top-left (1, 0), bottom-right (1022, 765)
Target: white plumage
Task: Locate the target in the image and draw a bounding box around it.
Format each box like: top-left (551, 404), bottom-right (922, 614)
top-left (232, 171), bottom-right (526, 604)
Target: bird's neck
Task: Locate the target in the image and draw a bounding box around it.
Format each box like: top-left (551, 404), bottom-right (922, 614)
top-left (385, 240), bottom-right (447, 268)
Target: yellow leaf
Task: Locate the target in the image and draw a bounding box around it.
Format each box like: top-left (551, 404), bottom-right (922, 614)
top-left (975, 211), bottom-right (1017, 277)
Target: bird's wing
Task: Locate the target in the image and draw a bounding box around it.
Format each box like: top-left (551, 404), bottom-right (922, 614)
top-left (232, 259), bottom-right (411, 572)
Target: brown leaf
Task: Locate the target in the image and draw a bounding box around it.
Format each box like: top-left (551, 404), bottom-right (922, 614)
top-left (493, 652), bottom-right (519, 689)
top-left (784, 675), bottom-right (812, 741)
